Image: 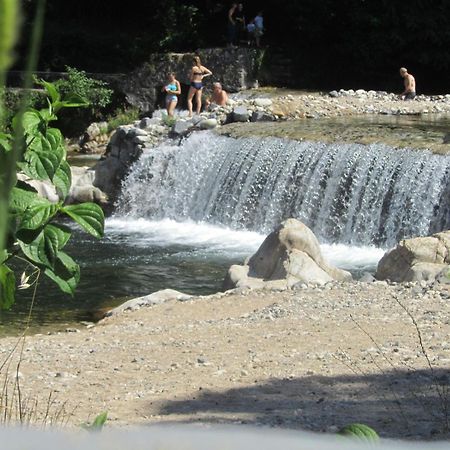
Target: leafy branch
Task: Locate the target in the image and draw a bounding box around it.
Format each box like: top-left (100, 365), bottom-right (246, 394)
top-left (0, 79), bottom-right (104, 309)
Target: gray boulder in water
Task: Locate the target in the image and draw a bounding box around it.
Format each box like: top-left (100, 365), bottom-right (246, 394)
top-left (224, 219), bottom-right (352, 290)
top-left (376, 231), bottom-right (450, 283)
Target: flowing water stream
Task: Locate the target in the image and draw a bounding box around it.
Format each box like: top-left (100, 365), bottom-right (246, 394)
top-left (1, 119), bottom-right (449, 335)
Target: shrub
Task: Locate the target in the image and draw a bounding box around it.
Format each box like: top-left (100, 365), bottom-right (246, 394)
top-left (0, 80), bottom-right (104, 309)
top-left (54, 67), bottom-right (113, 111)
top-left (0, 88), bottom-right (46, 132)
top-left (106, 107), bottom-right (140, 132)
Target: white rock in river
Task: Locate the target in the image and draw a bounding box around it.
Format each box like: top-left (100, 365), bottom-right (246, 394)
top-left (224, 218), bottom-right (352, 290)
top-left (199, 118), bottom-right (218, 129)
top-left (376, 231), bottom-right (450, 283)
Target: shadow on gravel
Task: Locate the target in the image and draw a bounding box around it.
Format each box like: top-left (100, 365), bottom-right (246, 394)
top-left (156, 369), bottom-right (450, 439)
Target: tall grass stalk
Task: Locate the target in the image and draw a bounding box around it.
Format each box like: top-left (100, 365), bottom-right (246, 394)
top-left (0, 0), bottom-right (46, 262)
top-left (0, 0), bottom-right (20, 260)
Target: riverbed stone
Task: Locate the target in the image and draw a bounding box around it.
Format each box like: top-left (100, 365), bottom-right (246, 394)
top-left (232, 106), bottom-right (250, 122)
top-left (253, 98), bottom-right (272, 107)
top-left (104, 289), bottom-right (192, 317)
top-left (66, 185), bottom-right (108, 205)
top-left (172, 120), bottom-right (192, 136)
top-left (376, 231), bottom-right (450, 282)
top-left (251, 111), bottom-right (275, 122)
top-left (199, 118), bottom-right (218, 129)
top-left (224, 219), bottom-right (352, 290)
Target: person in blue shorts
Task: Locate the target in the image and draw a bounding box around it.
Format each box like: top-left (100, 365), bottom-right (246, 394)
top-left (162, 72), bottom-right (181, 117)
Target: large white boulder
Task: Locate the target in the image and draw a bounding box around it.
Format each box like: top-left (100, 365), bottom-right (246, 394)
top-left (376, 231), bottom-right (450, 282)
top-left (224, 219), bottom-right (352, 290)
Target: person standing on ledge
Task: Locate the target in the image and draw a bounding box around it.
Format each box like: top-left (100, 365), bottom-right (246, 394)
top-left (187, 56), bottom-right (212, 117)
top-left (399, 67), bottom-right (416, 100)
top-left (162, 72), bottom-right (181, 117)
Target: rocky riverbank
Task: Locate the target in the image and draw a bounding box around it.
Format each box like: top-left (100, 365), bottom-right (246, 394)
top-left (76, 88), bottom-right (450, 156)
top-left (86, 88), bottom-right (450, 204)
top-left (4, 88), bottom-right (449, 438)
top-left (1, 279), bottom-right (450, 438)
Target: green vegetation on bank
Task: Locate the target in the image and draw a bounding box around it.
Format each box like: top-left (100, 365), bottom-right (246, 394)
top-left (0, 79), bottom-right (105, 309)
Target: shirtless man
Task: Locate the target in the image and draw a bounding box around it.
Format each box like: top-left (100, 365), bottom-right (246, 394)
top-left (206, 82), bottom-right (229, 108)
top-left (399, 67), bottom-right (416, 100)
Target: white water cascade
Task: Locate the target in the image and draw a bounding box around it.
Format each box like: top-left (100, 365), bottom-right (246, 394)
top-left (116, 131), bottom-right (450, 248)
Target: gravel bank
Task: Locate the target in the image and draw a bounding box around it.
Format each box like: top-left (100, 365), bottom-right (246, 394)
top-left (1, 280), bottom-right (450, 439)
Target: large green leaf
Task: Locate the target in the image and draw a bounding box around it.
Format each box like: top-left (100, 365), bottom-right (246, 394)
top-left (46, 128), bottom-right (66, 159)
top-left (40, 80), bottom-right (60, 104)
top-left (53, 161), bottom-right (71, 198)
top-left (22, 146), bottom-right (61, 181)
top-left (44, 251), bottom-right (80, 296)
top-left (20, 199), bottom-right (60, 230)
top-left (0, 132), bottom-right (12, 152)
top-left (19, 229), bottom-right (51, 268)
top-left (18, 223), bottom-right (71, 270)
top-left (39, 108), bottom-right (57, 123)
top-left (9, 186), bottom-right (42, 214)
top-left (0, 264), bottom-right (16, 310)
top-left (13, 109), bottom-right (44, 135)
top-left (44, 223), bottom-right (71, 251)
top-left (62, 203), bottom-right (104, 238)
top-left (53, 94), bottom-right (89, 113)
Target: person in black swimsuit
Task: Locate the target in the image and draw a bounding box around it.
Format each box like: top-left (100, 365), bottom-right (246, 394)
top-left (187, 56), bottom-right (212, 117)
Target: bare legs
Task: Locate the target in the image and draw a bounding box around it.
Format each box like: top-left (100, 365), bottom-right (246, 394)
top-left (166, 99), bottom-right (177, 117)
top-left (195, 89), bottom-right (202, 115)
top-left (187, 86), bottom-right (203, 117)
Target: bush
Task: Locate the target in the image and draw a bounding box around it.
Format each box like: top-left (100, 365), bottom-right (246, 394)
top-left (48, 67), bottom-right (114, 137)
top-left (106, 107), bottom-right (140, 132)
top-left (54, 66), bottom-right (113, 111)
top-left (0, 88), bottom-right (46, 132)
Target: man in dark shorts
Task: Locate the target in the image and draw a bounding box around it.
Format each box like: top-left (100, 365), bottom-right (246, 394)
top-left (399, 67), bottom-right (416, 100)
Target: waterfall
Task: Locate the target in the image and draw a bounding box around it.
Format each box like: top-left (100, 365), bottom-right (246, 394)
top-left (116, 131), bottom-right (450, 247)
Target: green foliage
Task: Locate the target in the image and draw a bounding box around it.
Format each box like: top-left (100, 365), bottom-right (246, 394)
top-left (154, 4), bottom-right (203, 51)
top-left (54, 67), bottom-right (112, 111)
top-left (162, 114), bottom-right (176, 128)
top-left (0, 80), bottom-right (104, 309)
top-left (0, 88), bottom-right (46, 132)
top-left (338, 423), bottom-right (380, 441)
top-left (81, 411), bottom-right (108, 431)
top-left (106, 107), bottom-right (140, 132)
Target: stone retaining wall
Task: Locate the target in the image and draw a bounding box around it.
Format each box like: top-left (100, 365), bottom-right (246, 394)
top-left (121, 47), bottom-right (264, 112)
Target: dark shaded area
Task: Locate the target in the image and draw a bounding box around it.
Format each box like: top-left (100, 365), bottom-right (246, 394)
top-left (13, 0), bottom-right (450, 93)
top-left (156, 369), bottom-right (450, 439)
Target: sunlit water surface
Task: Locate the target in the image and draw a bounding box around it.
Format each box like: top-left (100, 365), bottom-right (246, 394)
top-left (0, 218), bottom-right (383, 336)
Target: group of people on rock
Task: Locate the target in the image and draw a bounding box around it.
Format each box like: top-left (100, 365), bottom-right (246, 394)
top-left (228, 3), bottom-right (264, 47)
top-left (162, 56), bottom-right (228, 118)
top-left (161, 2), bottom-right (265, 118)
